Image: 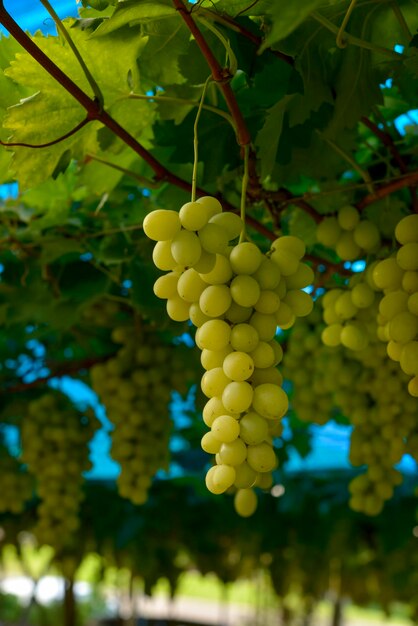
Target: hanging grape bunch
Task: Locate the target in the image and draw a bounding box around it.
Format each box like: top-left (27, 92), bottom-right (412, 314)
top-left (21, 393), bottom-right (99, 551)
top-left (90, 324), bottom-right (192, 506)
top-left (0, 443), bottom-right (33, 514)
top-left (144, 196), bottom-right (314, 516)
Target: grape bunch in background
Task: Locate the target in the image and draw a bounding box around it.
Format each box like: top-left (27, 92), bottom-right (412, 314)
top-left (21, 393), bottom-right (99, 551)
top-left (0, 443), bottom-right (32, 514)
top-left (144, 196), bottom-right (314, 516)
top-left (91, 324), bottom-right (192, 506)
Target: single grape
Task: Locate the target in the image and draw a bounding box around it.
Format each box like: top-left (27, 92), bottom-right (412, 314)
top-left (252, 383), bottom-right (288, 420)
top-left (234, 488), bottom-right (257, 517)
top-left (143, 209), bottom-right (181, 241)
top-left (222, 381), bottom-right (254, 414)
top-left (395, 213), bottom-right (418, 244)
top-left (179, 201), bottom-right (210, 231)
top-left (211, 414), bottom-right (240, 443)
top-left (230, 275), bottom-right (260, 307)
top-left (171, 230), bottom-right (202, 266)
top-left (246, 442), bottom-right (277, 472)
top-left (338, 205), bottom-right (360, 230)
top-left (209, 212), bottom-right (243, 240)
top-left (239, 411), bottom-right (268, 445)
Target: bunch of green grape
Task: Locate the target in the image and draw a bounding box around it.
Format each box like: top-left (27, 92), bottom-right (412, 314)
top-left (91, 325), bottom-right (191, 506)
top-left (0, 443), bottom-right (32, 514)
top-left (316, 205), bottom-right (381, 261)
top-left (371, 214), bottom-right (418, 397)
top-left (320, 266), bottom-right (380, 352)
top-left (21, 393), bottom-right (99, 551)
top-left (284, 303), bottom-right (417, 515)
top-left (143, 196), bottom-right (314, 516)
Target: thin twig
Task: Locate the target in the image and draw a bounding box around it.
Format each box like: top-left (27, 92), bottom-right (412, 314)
top-left (0, 117), bottom-right (90, 148)
top-left (357, 169), bottom-right (418, 210)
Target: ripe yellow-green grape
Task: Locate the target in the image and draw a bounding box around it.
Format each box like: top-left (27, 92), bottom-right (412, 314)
top-left (21, 393), bottom-right (99, 551)
top-left (91, 325), bottom-right (192, 507)
top-left (316, 205), bottom-right (381, 260)
top-left (0, 446), bottom-right (32, 514)
top-left (143, 196), bottom-right (314, 515)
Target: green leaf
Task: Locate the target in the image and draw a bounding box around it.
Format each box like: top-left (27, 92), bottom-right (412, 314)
top-left (92, 0), bottom-right (177, 36)
top-left (255, 95), bottom-right (294, 179)
top-left (260, 1), bottom-right (338, 52)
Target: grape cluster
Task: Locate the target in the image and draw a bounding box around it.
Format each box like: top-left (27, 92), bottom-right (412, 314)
top-left (320, 267), bottom-right (380, 352)
top-left (91, 325), bottom-right (191, 505)
top-left (143, 196), bottom-right (314, 516)
top-left (316, 205), bottom-right (381, 261)
top-left (0, 444), bottom-right (32, 514)
top-left (372, 214), bottom-right (418, 397)
top-left (285, 302), bottom-right (418, 516)
top-left (21, 393), bottom-right (99, 551)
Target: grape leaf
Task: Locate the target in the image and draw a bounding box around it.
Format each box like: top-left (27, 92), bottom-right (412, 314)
top-left (255, 95), bottom-right (294, 179)
top-left (92, 0), bottom-right (177, 36)
top-left (259, 1), bottom-right (339, 52)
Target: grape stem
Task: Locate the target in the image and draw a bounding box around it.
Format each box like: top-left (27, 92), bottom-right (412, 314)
top-left (192, 76), bottom-right (212, 202)
top-left (239, 144), bottom-right (250, 243)
top-left (336, 0), bottom-right (358, 48)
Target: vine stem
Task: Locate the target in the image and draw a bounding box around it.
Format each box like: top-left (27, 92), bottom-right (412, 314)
top-left (0, 117), bottom-right (90, 148)
top-left (311, 11), bottom-right (405, 59)
top-left (39, 0), bottom-right (104, 107)
top-left (173, 0), bottom-right (251, 147)
top-left (192, 76), bottom-right (212, 202)
top-left (336, 0), bottom-right (358, 48)
top-left (357, 169), bottom-right (418, 211)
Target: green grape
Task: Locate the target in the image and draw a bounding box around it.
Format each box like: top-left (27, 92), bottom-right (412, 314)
top-left (270, 248), bottom-right (299, 276)
top-left (275, 302), bottom-right (295, 329)
top-left (255, 472), bottom-right (273, 490)
top-left (153, 272), bottom-right (179, 299)
top-left (198, 223), bottom-right (229, 253)
top-left (321, 323), bottom-right (342, 347)
top-left (199, 284), bottom-right (231, 317)
top-left (230, 323), bottom-right (259, 352)
top-left (225, 302), bottom-right (253, 323)
top-left (166, 296), bottom-right (190, 322)
top-left (199, 253), bottom-right (232, 284)
top-left (341, 323), bottom-right (368, 351)
top-left (230, 274), bottom-right (260, 307)
top-left (92, 326), bottom-right (192, 507)
top-left (379, 290), bottom-right (409, 321)
top-left (201, 346), bottom-right (233, 370)
top-left (395, 213), bottom-right (418, 244)
top-left (211, 415), bottom-right (240, 443)
top-left (179, 200), bottom-right (210, 231)
top-left (218, 438), bottom-right (247, 465)
top-left (196, 319), bottom-right (231, 350)
top-left (234, 462), bottom-right (258, 488)
top-left (143, 209), bottom-right (181, 241)
top-left (246, 442), bottom-right (277, 472)
top-left (211, 464), bottom-right (236, 493)
top-left (222, 381), bottom-right (254, 413)
top-left (201, 367), bottom-right (231, 398)
top-left (196, 195), bottom-right (223, 218)
top-left (239, 412), bottom-right (268, 445)
top-left (252, 383), bottom-right (288, 420)
top-left (388, 312), bottom-right (417, 344)
top-left (189, 303), bottom-right (211, 327)
top-left (253, 258), bottom-right (281, 289)
top-left (194, 250), bottom-right (217, 273)
top-left (21, 393), bottom-right (99, 551)
top-left (284, 290), bottom-right (314, 317)
top-left (201, 432), bottom-right (222, 454)
top-left (255, 290), bottom-right (281, 314)
top-left (408, 292), bottom-right (418, 315)
top-left (203, 396), bottom-right (228, 426)
top-left (373, 257), bottom-right (403, 290)
top-left (338, 205), bottom-right (360, 230)
top-left (400, 342), bottom-right (418, 375)
top-left (0, 446), bottom-right (32, 514)
top-left (223, 351), bottom-right (255, 381)
top-left (152, 240), bottom-right (177, 271)
top-left (271, 235), bottom-right (306, 259)
top-left (249, 341), bottom-right (276, 368)
top-left (403, 271), bottom-right (418, 294)
top-left (205, 465), bottom-right (225, 494)
top-left (351, 283), bottom-right (375, 308)
top-left (171, 230), bottom-right (202, 266)
top-left (284, 263), bottom-right (314, 289)
top-left (249, 312), bottom-right (277, 341)
top-left (209, 212), bottom-right (244, 240)
top-left (177, 268), bottom-right (206, 302)
top-left (353, 220), bottom-right (380, 251)
top-left (250, 367), bottom-right (283, 387)
top-left (229, 242), bottom-right (262, 274)
top-left (397, 243), bottom-right (418, 270)
top-left (316, 217), bottom-right (342, 247)
top-left (408, 376), bottom-right (418, 396)
top-left (234, 488), bottom-right (258, 517)
top-left (336, 231), bottom-right (361, 260)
